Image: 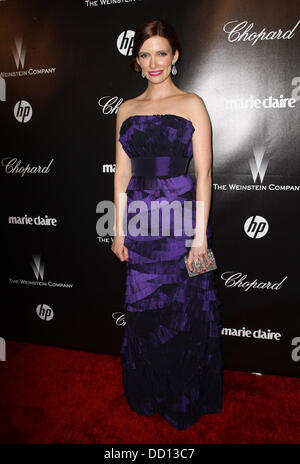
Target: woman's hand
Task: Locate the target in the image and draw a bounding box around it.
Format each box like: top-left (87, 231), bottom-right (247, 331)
top-left (186, 234), bottom-right (212, 274)
top-left (111, 235), bottom-right (129, 262)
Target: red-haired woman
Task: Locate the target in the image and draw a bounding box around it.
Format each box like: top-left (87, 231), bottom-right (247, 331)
top-left (111, 18), bottom-right (222, 431)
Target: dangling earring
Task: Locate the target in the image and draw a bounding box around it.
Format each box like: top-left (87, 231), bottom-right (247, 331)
top-left (141, 69), bottom-right (146, 78)
top-left (171, 63), bottom-right (177, 76)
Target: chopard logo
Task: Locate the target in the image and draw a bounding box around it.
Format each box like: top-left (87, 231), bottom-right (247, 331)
top-left (221, 271), bottom-right (288, 291)
top-left (98, 95), bottom-right (122, 115)
top-left (223, 20), bottom-right (300, 45)
top-left (112, 312), bottom-right (126, 326)
top-left (1, 157), bottom-right (54, 175)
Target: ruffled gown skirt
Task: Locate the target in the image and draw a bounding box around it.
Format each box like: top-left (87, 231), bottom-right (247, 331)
top-left (121, 174), bottom-right (223, 431)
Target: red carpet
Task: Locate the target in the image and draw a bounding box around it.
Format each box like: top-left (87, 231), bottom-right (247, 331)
top-left (0, 340), bottom-right (299, 444)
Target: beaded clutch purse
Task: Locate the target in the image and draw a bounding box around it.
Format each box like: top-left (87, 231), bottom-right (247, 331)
top-left (184, 248), bottom-right (217, 277)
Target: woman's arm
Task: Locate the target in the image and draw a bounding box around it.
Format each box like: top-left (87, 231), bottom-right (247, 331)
top-left (189, 94), bottom-right (213, 246)
top-left (113, 103), bottom-right (132, 237)
top-left (184, 93), bottom-right (213, 272)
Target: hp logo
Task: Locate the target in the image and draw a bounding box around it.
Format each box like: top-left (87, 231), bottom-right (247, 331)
top-left (14, 100), bottom-right (33, 123)
top-left (117, 30), bottom-right (135, 56)
top-left (244, 215), bottom-right (269, 239)
top-left (36, 304), bottom-right (54, 321)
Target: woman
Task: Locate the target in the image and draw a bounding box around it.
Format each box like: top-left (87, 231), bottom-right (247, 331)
top-left (111, 18), bottom-right (223, 431)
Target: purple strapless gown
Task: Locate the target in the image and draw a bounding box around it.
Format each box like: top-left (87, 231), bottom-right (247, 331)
top-left (118, 114), bottom-right (222, 430)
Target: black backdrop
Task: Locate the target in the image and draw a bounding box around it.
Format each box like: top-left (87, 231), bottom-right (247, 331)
top-left (1, 0), bottom-right (300, 377)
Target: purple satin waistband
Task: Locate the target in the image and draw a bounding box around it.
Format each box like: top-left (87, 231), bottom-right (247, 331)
top-left (131, 156), bottom-right (189, 176)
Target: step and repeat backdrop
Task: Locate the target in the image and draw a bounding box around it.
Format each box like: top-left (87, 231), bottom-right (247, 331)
top-left (1, 0), bottom-right (299, 376)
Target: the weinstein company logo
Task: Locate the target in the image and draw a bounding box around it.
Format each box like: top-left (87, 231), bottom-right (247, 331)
top-left (31, 254), bottom-right (45, 281)
top-left (213, 144), bottom-right (300, 192)
top-left (117, 30), bottom-right (135, 56)
top-left (0, 35), bottom-right (56, 79)
top-left (8, 254), bottom-right (73, 288)
top-left (12, 36), bottom-right (26, 69)
top-left (249, 145), bottom-right (269, 183)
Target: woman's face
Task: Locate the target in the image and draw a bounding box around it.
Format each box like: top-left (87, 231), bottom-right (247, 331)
top-left (136, 35), bottom-right (179, 82)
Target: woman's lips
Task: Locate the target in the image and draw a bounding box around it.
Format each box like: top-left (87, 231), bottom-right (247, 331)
top-left (149, 70), bottom-right (163, 76)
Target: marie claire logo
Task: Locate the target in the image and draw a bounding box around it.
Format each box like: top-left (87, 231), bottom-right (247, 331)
top-left (223, 20), bottom-right (300, 46)
top-left (225, 78), bottom-right (300, 109)
top-left (224, 94), bottom-right (297, 109)
top-left (222, 326), bottom-right (281, 340)
top-left (117, 30), bottom-right (135, 56)
top-left (221, 271), bottom-right (288, 291)
top-left (0, 35), bottom-right (56, 79)
top-left (244, 215), bottom-right (268, 239)
top-left (1, 157), bottom-right (54, 176)
top-left (8, 214), bottom-right (58, 226)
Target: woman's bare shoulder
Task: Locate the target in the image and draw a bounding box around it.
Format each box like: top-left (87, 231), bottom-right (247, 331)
top-left (117, 98), bottom-right (135, 114)
top-left (173, 91), bottom-right (205, 122)
top-left (116, 99), bottom-right (137, 126)
top-left (117, 96), bottom-right (145, 120)
top-left (183, 92), bottom-right (209, 121)
top-left (182, 91), bottom-right (205, 105)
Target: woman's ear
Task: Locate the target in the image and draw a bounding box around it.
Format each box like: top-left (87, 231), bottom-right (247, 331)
top-left (135, 56), bottom-right (141, 71)
top-left (173, 49), bottom-right (179, 64)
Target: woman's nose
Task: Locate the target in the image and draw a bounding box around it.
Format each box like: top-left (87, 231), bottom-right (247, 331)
top-left (150, 57), bottom-right (157, 68)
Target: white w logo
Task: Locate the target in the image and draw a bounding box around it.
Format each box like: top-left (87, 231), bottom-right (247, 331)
top-left (249, 145), bottom-right (269, 183)
top-left (12, 36), bottom-right (26, 69)
top-left (31, 254), bottom-right (45, 280)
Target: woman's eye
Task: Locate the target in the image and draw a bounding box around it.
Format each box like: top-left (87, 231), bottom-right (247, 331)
top-left (140, 52), bottom-right (167, 58)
